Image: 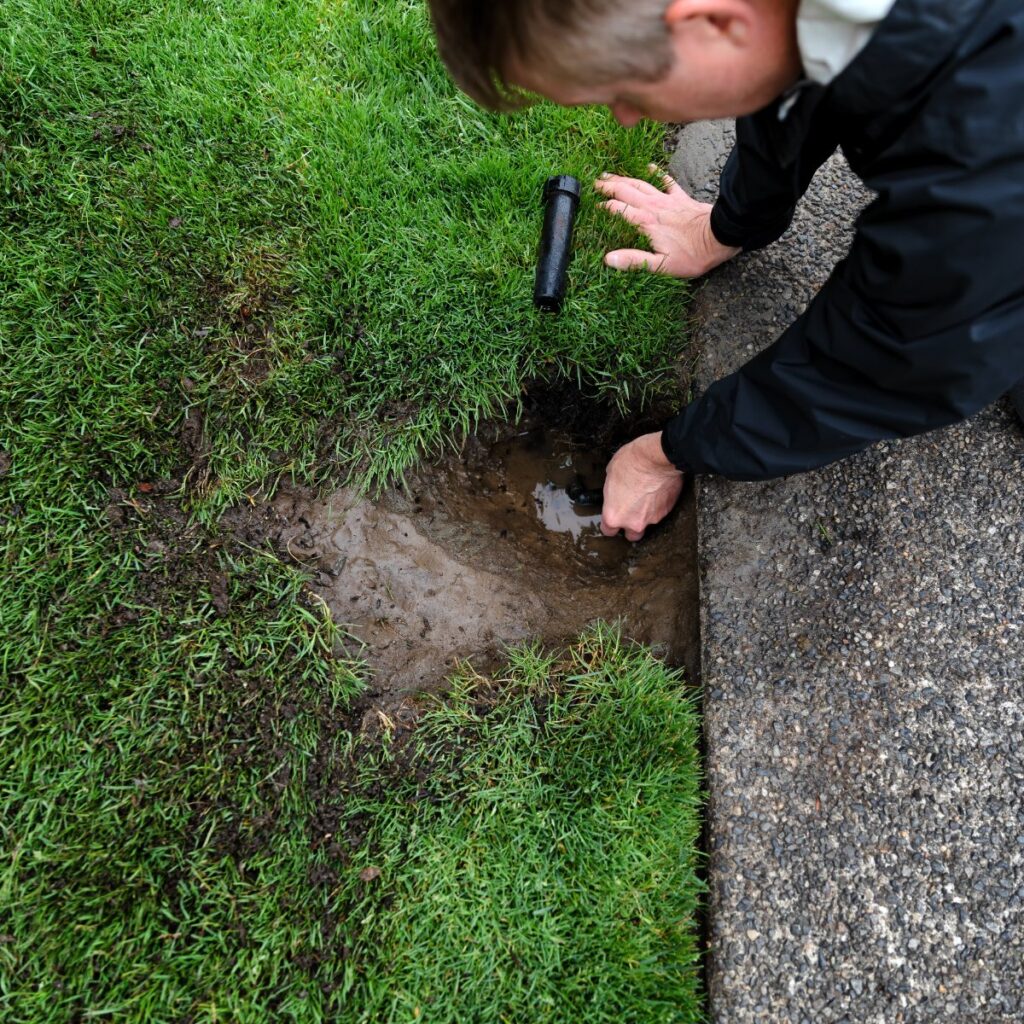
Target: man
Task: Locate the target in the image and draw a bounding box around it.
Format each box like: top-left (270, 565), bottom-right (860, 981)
top-left (428, 0), bottom-right (1024, 541)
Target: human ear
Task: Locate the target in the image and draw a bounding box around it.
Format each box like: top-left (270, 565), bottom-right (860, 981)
top-left (663, 0), bottom-right (753, 45)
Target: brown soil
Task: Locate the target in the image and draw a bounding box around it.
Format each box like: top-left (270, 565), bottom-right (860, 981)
top-left (90, 381), bottom-right (701, 983)
top-left (265, 392), bottom-right (700, 703)
top-left (105, 382), bottom-right (700, 710)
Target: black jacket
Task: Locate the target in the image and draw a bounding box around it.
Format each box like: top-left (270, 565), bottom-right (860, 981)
top-left (661, 0), bottom-right (1024, 480)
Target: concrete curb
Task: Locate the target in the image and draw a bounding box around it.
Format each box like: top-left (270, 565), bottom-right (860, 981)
top-left (671, 124), bottom-right (1024, 1022)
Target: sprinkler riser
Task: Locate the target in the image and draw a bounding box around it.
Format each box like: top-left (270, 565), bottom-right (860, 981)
top-left (534, 175), bottom-right (581, 313)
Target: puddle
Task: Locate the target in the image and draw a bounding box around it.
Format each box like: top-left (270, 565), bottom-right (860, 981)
top-left (438, 425), bottom-right (635, 574)
top-left (271, 412), bottom-right (699, 702)
top-left (516, 433), bottom-right (604, 543)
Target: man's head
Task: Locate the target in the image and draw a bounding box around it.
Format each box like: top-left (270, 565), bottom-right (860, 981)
top-left (428, 0), bottom-right (801, 124)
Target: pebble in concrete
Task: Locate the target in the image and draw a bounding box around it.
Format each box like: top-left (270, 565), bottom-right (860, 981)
top-left (671, 123), bottom-right (1024, 1023)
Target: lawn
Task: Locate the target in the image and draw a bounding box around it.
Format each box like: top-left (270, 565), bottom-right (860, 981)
top-left (0, 1), bottom-right (704, 1020)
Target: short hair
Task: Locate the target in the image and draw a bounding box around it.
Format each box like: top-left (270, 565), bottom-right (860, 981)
top-left (426, 0), bottom-right (675, 111)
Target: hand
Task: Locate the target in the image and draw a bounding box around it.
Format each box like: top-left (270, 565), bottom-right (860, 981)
top-left (600, 432), bottom-right (685, 543)
top-left (594, 165), bottom-right (741, 278)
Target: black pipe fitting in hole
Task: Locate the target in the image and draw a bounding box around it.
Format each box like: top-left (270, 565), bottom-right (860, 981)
top-left (566, 480), bottom-right (604, 509)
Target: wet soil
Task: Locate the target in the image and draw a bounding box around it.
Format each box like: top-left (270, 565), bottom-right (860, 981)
top-left (271, 400), bottom-right (699, 702)
top-left (89, 383), bottom-right (701, 982)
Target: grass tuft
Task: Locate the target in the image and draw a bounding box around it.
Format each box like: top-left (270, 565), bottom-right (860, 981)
top-left (333, 625), bottom-right (705, 1023)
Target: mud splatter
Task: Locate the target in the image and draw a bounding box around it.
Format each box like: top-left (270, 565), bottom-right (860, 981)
top-left (273, 418), bottom-right (698, 700)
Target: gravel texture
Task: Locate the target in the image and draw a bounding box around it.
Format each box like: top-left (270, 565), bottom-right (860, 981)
top-left (671, 122), bottom-right (1024, 1023)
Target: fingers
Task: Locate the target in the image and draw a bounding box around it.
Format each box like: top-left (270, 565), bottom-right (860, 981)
top-left (599, 517), bottom-right (644, 542)
top-left (595, 181), bottom-right (662, 211)
top-left (595, 173), bottom-right (663, 201)
top-left (600, 516), bottom-right (645, 543)
top-left (648, 163), bottom-right (683, 196)
top-left (599, 199), bottom-right (653, 231)
top-left (595, 168), bottom-right (686, 199)
top-left (604, 248), bottom-right (670, 274)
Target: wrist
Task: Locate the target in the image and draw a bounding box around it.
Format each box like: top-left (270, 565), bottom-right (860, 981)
top-left (704, 202), bottom-right (745, 260)
top-left (638, 432), bottom-right (683, 476)
top-left (701, 213), bottom-right (742, 272)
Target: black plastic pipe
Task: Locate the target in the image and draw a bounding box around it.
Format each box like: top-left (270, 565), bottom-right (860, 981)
top-left (566, 481), bottom-right (604, 509)
top-left (533, 175), bottom-right (581, 313)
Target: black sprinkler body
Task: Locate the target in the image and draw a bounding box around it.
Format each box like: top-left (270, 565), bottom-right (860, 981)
top-left (533, 175), bottom-right (581, 313)
top-left (566, 480), bottom-right (604, 509)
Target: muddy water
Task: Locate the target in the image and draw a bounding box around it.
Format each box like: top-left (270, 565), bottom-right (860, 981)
top-left (274, 422), bottom-right (698, 699)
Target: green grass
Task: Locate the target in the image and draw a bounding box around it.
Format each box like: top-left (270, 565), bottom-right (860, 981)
top-left (1, 1), bottom-right (702, 1020)
top-left (1, 0), bottom-right (686, 503)
top-left (3, 626), bottom-right (704, 1022)
top-left (339, 628), bottom-right (704, 1023)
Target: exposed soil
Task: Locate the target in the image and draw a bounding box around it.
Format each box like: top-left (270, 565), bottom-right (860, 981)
top-left (90, 381), bottom-right (701, 983)
top-left (103, 380), bottom-right (699, 720)
top-left (265, 387), bottom-right (700, 703)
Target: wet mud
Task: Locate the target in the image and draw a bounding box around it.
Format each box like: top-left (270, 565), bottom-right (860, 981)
top-left (272, 407), bottom-right (699, 702)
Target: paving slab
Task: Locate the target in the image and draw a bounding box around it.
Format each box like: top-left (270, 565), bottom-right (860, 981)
top-left (670, 123), bottom-right (1024, 1023)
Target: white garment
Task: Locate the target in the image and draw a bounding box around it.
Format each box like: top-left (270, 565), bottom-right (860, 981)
top-left (797, 0), bottom-right (898, 84)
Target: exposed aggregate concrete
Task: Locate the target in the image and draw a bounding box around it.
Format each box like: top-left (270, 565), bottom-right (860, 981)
top-left (671, 122), bottom-right (1024, 1022)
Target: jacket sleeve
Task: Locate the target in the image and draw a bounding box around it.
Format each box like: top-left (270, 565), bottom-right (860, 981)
top-left (710, 90), bottom-right (841, 251)
top-left (662, 118), bottom-right (1024, 481)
